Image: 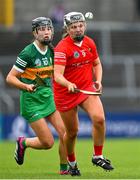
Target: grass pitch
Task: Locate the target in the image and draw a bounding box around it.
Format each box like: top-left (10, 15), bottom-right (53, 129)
top-left (0, 138), bottom-right (140, 179)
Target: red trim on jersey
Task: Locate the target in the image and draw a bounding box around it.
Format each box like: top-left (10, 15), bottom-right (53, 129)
top-left (54, 52), bottom-right (66, 65)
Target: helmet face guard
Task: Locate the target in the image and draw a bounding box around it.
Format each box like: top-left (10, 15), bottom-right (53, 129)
top-left (64, 12), bottom-right (85, 27)
top-left (32, 17), bottom-right (53, 31)
top-left (32, 17), bottom-right (54, 45)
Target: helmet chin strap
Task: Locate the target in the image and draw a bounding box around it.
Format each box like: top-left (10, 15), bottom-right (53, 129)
top-left (41, 39), bottom-right (52, 45)
top-left (73, 35), bottom-right (84, 42)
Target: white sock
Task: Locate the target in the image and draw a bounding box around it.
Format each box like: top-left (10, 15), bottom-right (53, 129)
top-left (68, 160), bottom-right (77, 167)
top-left (93, 155), bottom-right (103, 159)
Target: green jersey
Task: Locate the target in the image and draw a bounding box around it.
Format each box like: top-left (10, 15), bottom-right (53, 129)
top-left (14, 42), bottom-right (55, 123)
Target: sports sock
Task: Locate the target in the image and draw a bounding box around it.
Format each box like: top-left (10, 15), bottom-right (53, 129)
top-left (22, 139), bottom-right (27, 149)
top-left (94, 145), bottom-right (103, 156)
top-left (60, 164), bottom-right (68, 171)
top-left (67, 152), bottom-right (75, 162)
top-left (93, 155), bottom-right (103, 159)
top-left (67, 153), bottom-right (76, 167)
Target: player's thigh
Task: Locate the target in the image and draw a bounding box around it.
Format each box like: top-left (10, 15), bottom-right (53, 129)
top-left (60, 107), bottom-right (79, 133)
top-left (47, 110), bottom-right (65, 136)
top-left (80, 95), bottom-right (105, 120)
top-left (30, 118), bottom-right (54, 142)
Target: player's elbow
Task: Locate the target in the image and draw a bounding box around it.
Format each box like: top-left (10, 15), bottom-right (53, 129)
top-left (6, 74), bottom-right (11, 84)
top-left (54, 72), bottom-right (60, 83)
top-left (6, 74), bottom-right (16, 87)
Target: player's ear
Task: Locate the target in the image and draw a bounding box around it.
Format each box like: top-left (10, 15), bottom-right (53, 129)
top-left (67, 26), bottom-right (71, 34)
top-left (84, 22), bottom-right (87, 30)
top-left (32, 29), bottom-right (37, 37)
top-left (32, 30), bottom-right (35, 36)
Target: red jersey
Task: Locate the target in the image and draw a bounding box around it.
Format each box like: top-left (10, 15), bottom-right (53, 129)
top-left (54, 35), bottom-right (99, 112)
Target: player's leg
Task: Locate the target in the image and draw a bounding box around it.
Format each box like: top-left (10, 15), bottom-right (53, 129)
top-left (47, 110), bottom-right (68, 175)
top-left (80, 96), bottom-right (105, 146)
top-left (80, 96), bottom-right (114, 170)
top-left (14, 118), bottom-right (54, 165)
top-left (27, 118), bottom-right (54, 148)
top-left (59, 107), bottom-right (81, 176)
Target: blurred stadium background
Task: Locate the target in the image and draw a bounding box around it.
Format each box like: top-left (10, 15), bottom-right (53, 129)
top-left (0, 0), bottom-right (140, 140)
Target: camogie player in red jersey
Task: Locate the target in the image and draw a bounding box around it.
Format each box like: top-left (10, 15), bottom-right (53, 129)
top-left (53, 12), bottom-right (114, 176)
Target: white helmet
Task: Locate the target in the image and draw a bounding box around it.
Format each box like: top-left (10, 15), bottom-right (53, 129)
top-left (64, 12), bottom-right (85, 27)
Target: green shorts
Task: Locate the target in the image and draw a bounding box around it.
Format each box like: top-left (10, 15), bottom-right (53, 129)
top-left (20, 87), bottom-right (56, 123)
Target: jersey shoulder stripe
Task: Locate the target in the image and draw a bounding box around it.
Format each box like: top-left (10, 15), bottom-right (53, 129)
top-left (16, 57), bottom-right (27, 67)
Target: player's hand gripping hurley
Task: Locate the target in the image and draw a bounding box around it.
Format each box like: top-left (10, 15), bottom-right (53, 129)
top-left (34, 74), bottom-right (48, 88)
top-left (24, 71), bottom-right (49, 90)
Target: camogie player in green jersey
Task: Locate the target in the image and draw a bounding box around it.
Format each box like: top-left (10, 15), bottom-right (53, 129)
top-left (6, 17), bottom-right (68, 175)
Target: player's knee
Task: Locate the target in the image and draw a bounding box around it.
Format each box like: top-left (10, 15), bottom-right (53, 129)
top-left (57, 128), bottom-right (65, 140)
top-left (67, 129), bottom-right (78, 139)
top-left (41, 138), bottom-right (54, 149)
top-left (94, 115), bottom-right (105, 127)
top-left (58, 132), bottom-right (64, 141)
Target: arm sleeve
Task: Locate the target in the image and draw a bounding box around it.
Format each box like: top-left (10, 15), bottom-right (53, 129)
top-left (14, 49), bottom-right (29, 72)
top-left (90, 38), bottom-right (99, 61)
top-left (54, 42), bottom-right (67, 66)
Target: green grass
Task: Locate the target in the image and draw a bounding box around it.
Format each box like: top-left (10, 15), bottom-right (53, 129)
top-left (0, 138), bottom-right (140, 179)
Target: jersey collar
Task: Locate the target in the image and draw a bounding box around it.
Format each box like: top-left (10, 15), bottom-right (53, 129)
top-left (33, 41), bottom-right (48, 55)
top-left (67, 35), bottom-right (83, 47)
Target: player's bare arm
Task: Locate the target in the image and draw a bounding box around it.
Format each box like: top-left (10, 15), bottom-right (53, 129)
top-left (92, 57), bottom-right (103, 91)
top-left (54, 64), bottom-right (77, 92)
top-left (6, 68), bottom-right (35, 92)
